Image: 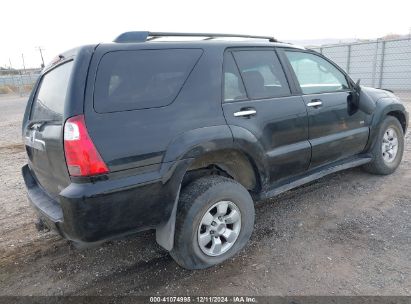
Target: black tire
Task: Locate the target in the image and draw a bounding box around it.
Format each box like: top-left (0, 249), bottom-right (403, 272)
top-left (170, 175), bottom-right (254, 269)
top-left (363, 116), bottom-right (404, 175)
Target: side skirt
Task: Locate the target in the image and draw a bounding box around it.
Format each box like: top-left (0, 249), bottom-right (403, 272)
top-left (259, 155), bottom-right (372, 200)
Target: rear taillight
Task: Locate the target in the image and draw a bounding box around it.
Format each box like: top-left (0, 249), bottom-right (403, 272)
top-left (63, 115), bottom-right (109, 177)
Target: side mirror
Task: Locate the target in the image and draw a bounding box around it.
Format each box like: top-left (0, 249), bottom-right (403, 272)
top-left (355, 79), bottom-right (361, 90)
top-left (347, 91), bottom-right (360, 115)
top-left (358, 89), bottom-right (377, 115)
top-left (347, 79), bottom-right (376, 115)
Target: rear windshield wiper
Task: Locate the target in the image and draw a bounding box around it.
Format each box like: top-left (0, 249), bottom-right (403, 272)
top-left (26, 119), bottom-right (58, 130)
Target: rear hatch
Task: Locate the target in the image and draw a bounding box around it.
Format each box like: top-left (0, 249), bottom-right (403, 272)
top-left (23, 60), bottom-right (74, 198)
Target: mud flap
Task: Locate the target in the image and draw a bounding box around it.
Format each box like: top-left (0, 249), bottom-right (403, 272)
top-left (155, 185), bottom-right (181, 251)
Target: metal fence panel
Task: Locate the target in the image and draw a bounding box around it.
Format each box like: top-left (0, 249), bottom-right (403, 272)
top-left (0, 74), bottom-right (39, 96)
top-left (0, 74), bottom-right (39, 86)
top-left (321, 45), bottom-right (349, 71)
top-left (311, 37), bottom-right (411, 102)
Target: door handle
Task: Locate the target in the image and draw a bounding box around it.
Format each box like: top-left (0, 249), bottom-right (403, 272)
top-left (24, 130), bottom-right (45, 151)
top-left (307, 100), bottom-right (322, 108)
top-left (234, 109), bottom-right (257, 117)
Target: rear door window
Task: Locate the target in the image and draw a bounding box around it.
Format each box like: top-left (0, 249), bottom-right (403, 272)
top-left (94, 49), bottom-right (202, 112)
top-left (223, 52), bottom-right (247, 102)
top-left (232, 50), bottom-right (290, 99)
top-left (30, 61), bottom-right (74, 121)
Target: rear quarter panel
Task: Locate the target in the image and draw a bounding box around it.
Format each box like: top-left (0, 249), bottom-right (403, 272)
top-left (84, 44), bottom-right (227, 172)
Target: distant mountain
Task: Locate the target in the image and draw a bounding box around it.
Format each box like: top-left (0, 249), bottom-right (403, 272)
top-left (284, 38), bottom-right (360, 48)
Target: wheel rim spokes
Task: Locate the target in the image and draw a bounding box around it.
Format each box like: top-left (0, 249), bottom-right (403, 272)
top-left (224, 209), bottom-right (240, 224)
top-left (198, 232), bottom-right (212, 247)
top-left (210, 236), bottom-right (222, 254)
top-left (201, 212), bottom-right (214, 226)
top-left (216, 201), bottom-right (228, 216)
top-left (197, 200), bottom-right (242, 257)
top-left (382, 127), bottom-right (399, 163)
top-left (222, 228), bottom-right (237, 243)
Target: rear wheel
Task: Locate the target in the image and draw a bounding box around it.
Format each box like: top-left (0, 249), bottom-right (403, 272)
top-left (363, 116), bottom-right (404, 175)
top-left (170, 176), bottom-right (254, 269)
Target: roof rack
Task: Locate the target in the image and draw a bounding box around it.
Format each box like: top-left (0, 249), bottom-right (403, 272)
top-left (113, 31), bottom-right (277, 43)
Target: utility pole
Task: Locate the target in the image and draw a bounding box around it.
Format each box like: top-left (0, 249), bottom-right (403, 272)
top-left (21, 52), bottom-right (32, 86)
top-left (21, 53), bottom-right (26, 73)
top-left (8, 58), bottom-right (17, 88)
top-left (36, 46), bottom-right (45, 68)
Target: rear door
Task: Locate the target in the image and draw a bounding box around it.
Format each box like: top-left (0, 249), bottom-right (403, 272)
top-left (222, 49), bottom-right (310, 184)
top-left (281, 50), bottom-right (369, 168)
top-left (23, 61), bottom-right (73, 197)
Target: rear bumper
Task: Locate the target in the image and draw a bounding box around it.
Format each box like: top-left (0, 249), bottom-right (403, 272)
top-left (22, 164), bottom-right (64, 232)
top-left (22, 160), bottom-right (189, 243)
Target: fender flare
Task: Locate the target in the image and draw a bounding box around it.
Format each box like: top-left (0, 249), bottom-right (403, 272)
top-left (156, 125), bottom-right (268, 250)
top-left (364, 98), bottom-right (408, 153)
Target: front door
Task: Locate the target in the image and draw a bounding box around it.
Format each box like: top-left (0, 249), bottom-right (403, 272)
top-left (282, 50), bottom-right (369, 168)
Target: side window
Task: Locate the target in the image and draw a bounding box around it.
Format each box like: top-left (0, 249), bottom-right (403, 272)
top-left (233, 51), bottom-right (290, 99)
top-left (94, 49), bottom-right (202, 112)
top-left (223, 52), bottom-right (246, 102)
top-left (31, 61), bottom-right (73, 121)
top-left (285, 51), bottom-right (349, 94)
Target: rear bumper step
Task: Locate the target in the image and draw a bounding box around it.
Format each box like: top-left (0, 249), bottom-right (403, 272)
top-left (22, 164), bottom-right (63, 231)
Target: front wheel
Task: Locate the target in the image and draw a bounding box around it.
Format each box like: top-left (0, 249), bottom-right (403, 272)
top-left (363, 116), bottom-right (405, 175)
top-left (170, 176), bottom-right (255, 269)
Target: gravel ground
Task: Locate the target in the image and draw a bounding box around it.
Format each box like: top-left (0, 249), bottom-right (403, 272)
top-left (0, 95), bottom-right (410, 296)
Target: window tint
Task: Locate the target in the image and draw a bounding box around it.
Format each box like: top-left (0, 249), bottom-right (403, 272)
top-left (31, 61), bottom-right (73, 121)
top-left (285, 51), bottom-right (349, 94)
top-left (223, 52), bottom-right (246, 102)
top-left (233, 51), bottom-right (290, 99)
top-left (94, 49), bottom-right (202, 112)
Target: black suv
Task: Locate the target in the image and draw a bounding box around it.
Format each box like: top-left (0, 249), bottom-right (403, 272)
top-left (22, 32), bottom-right (408, 269)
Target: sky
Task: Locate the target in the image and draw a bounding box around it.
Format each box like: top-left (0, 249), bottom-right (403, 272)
top-left (1, 0), bottom-right (410, 69)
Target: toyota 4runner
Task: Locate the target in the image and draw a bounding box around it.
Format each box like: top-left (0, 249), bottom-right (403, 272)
top-left (22, 32), bottom-right (408, 269)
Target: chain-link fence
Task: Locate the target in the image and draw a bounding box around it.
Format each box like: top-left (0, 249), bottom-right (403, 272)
top-left (310, 37), bottom-right (411, 103)
top-left (0, 72), bottom-right (39, 96)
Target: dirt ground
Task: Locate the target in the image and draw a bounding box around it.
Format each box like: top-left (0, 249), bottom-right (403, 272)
top-left (0, 95), bottom-right (410, 296)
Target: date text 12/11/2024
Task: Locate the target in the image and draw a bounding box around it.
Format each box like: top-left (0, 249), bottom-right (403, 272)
top-left (149, 296), bottom-right (257, 303)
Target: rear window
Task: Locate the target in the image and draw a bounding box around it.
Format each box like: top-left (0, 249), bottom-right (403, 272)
top-left (94, 49), bottom-right (202, 112)
top-left (30, 61), bottom-right (74, 121)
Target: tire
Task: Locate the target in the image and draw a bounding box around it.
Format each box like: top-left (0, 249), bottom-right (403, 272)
top-left (363, 116), bottom-right (404, 175)
top-left (170, 175), bottom-right (255, 269)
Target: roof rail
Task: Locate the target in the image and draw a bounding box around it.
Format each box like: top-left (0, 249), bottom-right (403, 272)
top-left (113, 31), bottom-right (277, 43)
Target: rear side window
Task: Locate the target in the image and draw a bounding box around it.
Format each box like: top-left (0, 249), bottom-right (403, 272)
top-left (232, 51), bottom-right (290, 99)
top-left (223, 52), bottom-right (246, 102)
top-left (94, 49), bottom-right (202, 112)
top-left (31, 61), bottom-right (74, 121)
